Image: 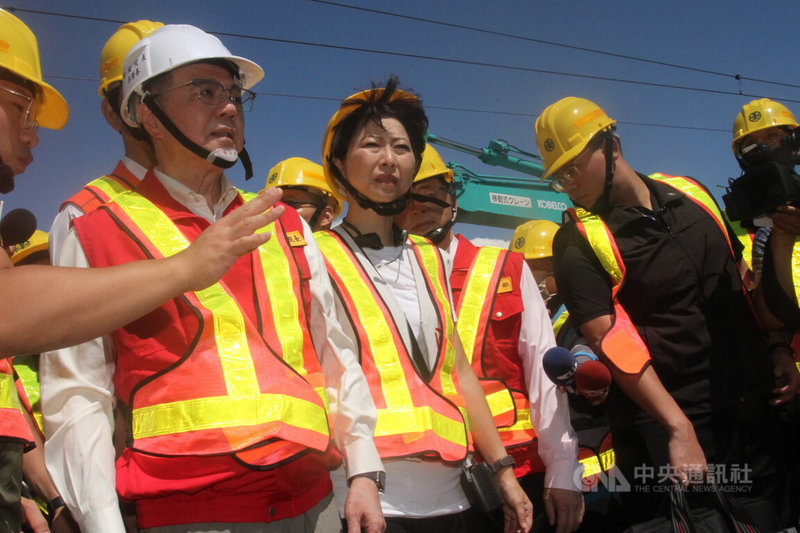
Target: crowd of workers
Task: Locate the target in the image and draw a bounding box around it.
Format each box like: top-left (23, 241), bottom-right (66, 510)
top-left (1, 8), bottom-right (800, 533)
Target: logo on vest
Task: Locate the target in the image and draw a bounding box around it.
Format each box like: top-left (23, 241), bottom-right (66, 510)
top-left (286, 231), bottom-right (307, 247)
top-left (498, 276), bottom-right (513, 294)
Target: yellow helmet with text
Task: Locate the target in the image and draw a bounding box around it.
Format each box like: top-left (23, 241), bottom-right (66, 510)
top-left (535, 97), bottom-right (615, 178)
top-left (265, 157), bottom-right (342, 217)
top-left (11, 229), bottom-right (48, 265)
top-left (98, 20), bottom-right (164, 97)
top-left (414, 144), bottom-right (454, 184)
top-left (510, 219), bottom-right (559, 260)
top-left (0, 8), bottom-right (68, 129)
top-left (731, 98), bottom-right (798, 156)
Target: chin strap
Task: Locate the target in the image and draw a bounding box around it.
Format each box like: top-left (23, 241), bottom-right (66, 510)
top-left (424, 204), bottom-right (457, 245)
top-left (143, 94), bottom-right (253, 180)
top-left (327, 156), bottom-right (411, 216)
top-left (0, 156), bottom-right (15, 194)
top-left (588, 137), bottom-right (615, 213)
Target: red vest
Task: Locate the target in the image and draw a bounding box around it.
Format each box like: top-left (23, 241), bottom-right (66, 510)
top-left (73, 173), bottom-right (335, 521)
top-left (60, 161), bottom-right (140, 214)
top-left (450, 235), bottom-right (543, 476)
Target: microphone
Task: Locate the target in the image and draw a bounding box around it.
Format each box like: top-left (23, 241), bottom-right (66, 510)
top-left (542, 347), bottom-right (579, 392)
top-left (0, 208), bottom-right (36, 247)
top-left (575, 360), bottom-right (612, 404)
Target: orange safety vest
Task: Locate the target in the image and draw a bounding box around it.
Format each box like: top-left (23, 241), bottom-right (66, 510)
top-left (78, 189), bottom-right (332, 468)
top-left (0, 358), bottom-right (34, 446)
top-left (316, 229), bottom-right (469, 463)
top-left (569, 173), bottom-right (739, 374)
top-left (453, 244), bottom-right (536, 449)
top-left (60, 161), bottom-right (140, 214)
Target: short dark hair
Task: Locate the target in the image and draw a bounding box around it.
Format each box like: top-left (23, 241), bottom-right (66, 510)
top-left (329, 76), bottom-right (429, 171)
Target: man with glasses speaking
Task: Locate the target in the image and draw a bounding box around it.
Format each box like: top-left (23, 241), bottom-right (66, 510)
top-left (535, 97), bottom-right (795, 530)
top-left (41, 24), bottom-right (384, 533)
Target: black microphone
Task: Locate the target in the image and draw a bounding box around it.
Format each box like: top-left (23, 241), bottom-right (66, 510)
top-left (0, 208), bottom-right (37, 247)
top-left (542, 346), bottom-right (579, 391)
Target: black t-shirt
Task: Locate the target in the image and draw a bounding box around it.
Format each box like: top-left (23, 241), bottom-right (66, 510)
top-left (553, 173), bottom-right (772, 426)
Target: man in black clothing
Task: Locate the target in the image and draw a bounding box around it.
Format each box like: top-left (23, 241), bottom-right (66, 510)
top-left (534, 96), bottom-right (797, 528)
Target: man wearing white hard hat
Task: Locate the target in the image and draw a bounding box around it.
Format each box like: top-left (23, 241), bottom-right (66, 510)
top-left (0, 9), bottom-right (285, 531)
top-left (41, 24), bottom-right (384, 533)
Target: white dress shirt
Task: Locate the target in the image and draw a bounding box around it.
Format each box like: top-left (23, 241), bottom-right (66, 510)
top-left (40, 169), bottom-right (382, 532)
top-left (447, 237), bottom-right (582, 492)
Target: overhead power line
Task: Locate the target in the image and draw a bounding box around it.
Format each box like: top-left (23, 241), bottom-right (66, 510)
top-left (310, 0), bottom-right (800, 91)
top-left (6, 5), bottom-right (778, 131)
top-left (10, 5), bottom-right (799, 105)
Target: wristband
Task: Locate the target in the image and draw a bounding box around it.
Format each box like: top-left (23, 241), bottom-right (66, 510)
top-left (47, 495), bottom-right (65, 516)
top-left (490, 455), bottom-right (516, 475)
top-left (348, 471), bottom-right (386, 493)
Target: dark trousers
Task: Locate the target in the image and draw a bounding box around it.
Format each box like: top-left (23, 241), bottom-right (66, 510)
top-left (613, 402), bottom-right (789, 530)
top-left (380, 508), bottom-right (489, 533)
top-left (0, 441), bottom-right (23, 532)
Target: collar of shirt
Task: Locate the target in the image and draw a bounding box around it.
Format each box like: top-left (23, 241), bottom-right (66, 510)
top-left (152, 168), bottom-right (239, 223)
top-left (120, 156), bottom-right (149, 181)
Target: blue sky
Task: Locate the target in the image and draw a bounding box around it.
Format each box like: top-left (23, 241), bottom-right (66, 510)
top-left (7, 0), bottom-right (800, 244)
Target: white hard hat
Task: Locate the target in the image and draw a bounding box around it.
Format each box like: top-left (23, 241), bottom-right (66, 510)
top-left (120, 24), bottom-right (264, 127)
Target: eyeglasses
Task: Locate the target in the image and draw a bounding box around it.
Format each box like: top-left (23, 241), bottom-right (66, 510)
top-left (0, 85), bottom-right (38, 131)
top-left (162, 78), bottom-right (255, 112)
top-left (409, 192), bottom-right (451, 209)
top-left (549, 144), bottom-right (596, 193)
top-left (282, 199), bottom-right (326, 210)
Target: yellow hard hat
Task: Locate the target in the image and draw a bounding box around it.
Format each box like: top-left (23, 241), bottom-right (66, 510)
top-left (414, 144), bottom-right (453, 184)
top-left (0, 9), bottom-right (68, 129)
top-left (510, 220), bottom-right (560, 260)
top-left (98, 20), bottom-right (164, 97)
top-left (321, 86), bottom-right (422, 188)
top-left (265, 157), bottom-right (343, 217)
top-left (731, 98), bottom-right (798, 156)
top-left (11, 229), bottom-right (48, 265)
top-left (535, 97), bottom-right (615, 178)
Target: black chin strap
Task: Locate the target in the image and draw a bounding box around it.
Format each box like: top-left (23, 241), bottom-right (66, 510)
top-left (0, 156), bottom-right (15, 194)
top-left (424, 204), bottom-right (457, 245)
top-left (143, 94), bottom-right (254, 180)
top-left (327, 156), bottom-right (411, 216)
top-left (588, 137), bottom-right (615, 214)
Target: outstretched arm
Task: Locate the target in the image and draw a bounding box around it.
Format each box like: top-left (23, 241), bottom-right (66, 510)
top-left (0, 188), bottom-right (284, 356)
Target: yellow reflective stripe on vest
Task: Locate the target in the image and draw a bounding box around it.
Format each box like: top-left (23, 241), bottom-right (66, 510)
top-left (457, 247), bottom-right (501, 365)
top-left (111, 192), bottom-right (327, 440)
top-left (552, 308), bottom-right (570, 336)
top-left (600, 448), bottom-right (616, 471)
top-left (649, 173), bottom-right (725, 227)
top-left (725, 213), bottom-right (754, 271)
top-left (13, 355), bottom-right (42, 433)
top-left (0, 371), bottom-right (19, 410)
top-left (498, 406), bottom-right (533, 433)
top-left (316, 232), bottom-right (466, 448)
top-left (242, 193), bottom-right (310, 380)
top-left (573, 208), bottom-right (623, 285)
top-left (91, 174), bottom-right (134, 202)
top-left (410, 235), bottom-right (459, 399)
